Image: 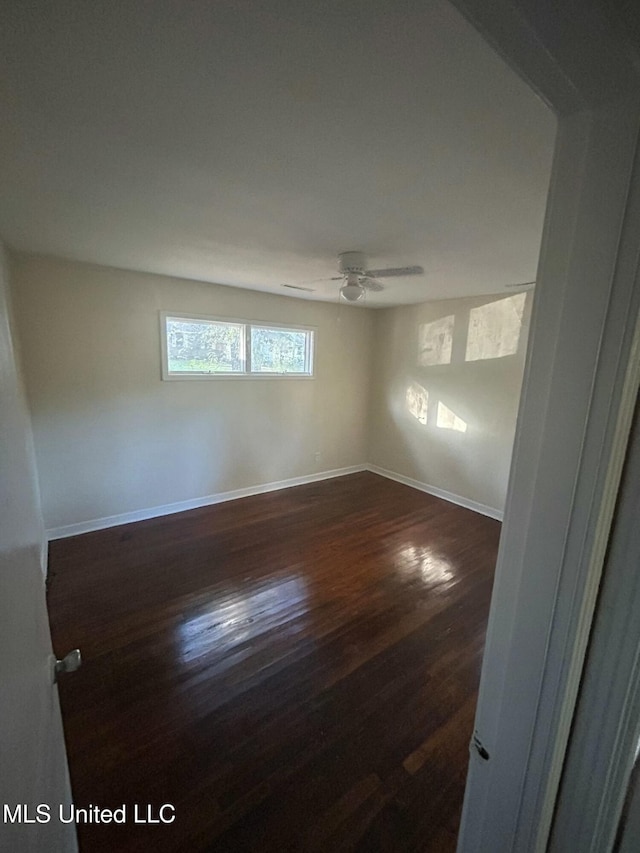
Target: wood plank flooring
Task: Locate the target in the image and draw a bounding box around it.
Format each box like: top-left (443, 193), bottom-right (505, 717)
top-left (47, 472), bottom-right (500, 852)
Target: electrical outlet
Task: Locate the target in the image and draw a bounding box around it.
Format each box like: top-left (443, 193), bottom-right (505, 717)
top-left (314, 451), bottom-right (321, 463)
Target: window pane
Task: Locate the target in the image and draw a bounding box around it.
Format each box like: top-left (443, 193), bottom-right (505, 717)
top-left (250, 327), bottom-right (311, 374)
top-left (166, 318), bottom-right (244, 373)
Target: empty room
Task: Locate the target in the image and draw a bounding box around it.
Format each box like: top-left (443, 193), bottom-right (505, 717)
top-left (3, 2), bottom-right (640, 853)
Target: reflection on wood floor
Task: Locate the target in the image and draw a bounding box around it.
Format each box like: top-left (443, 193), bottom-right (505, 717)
top-left (47, 471), bottom-right (500, 852)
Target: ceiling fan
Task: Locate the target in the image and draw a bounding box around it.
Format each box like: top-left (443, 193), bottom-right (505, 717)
top-left (283, 251), bottom-right (424, 302)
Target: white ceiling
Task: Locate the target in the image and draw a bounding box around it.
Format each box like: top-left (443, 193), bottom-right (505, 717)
top-left (0, 0), bottom-right (556, 307)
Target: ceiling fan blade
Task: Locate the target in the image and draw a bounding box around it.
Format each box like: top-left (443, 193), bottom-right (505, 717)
top-left (281, 275), bottom-right (342, 287)
top-left (365, 265), bottom-right (424, 278)
top-left (361, 277), bottom-right (384, 292)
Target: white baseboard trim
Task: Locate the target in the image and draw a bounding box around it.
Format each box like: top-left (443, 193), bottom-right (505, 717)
top-left (366, 464), bottom-right (504, 521)
top-left (46, 462), bottom-right (502, 540)
top-left (46, 465), bottom-right (368, 540)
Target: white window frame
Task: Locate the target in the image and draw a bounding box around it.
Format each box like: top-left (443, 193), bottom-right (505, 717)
top-left (160, 311), bottom-right (315, 380)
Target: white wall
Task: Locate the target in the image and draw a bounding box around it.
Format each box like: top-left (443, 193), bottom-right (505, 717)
top-left (10, 254), bottom-right (373, 533)
top-left (0, 243), bottom-right (76, 852)
top-left (368, 291), bottom-right (532, 516)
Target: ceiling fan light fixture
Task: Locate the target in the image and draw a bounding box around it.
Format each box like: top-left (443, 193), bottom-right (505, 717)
top-left (340, 275), bottom-right (365, 302)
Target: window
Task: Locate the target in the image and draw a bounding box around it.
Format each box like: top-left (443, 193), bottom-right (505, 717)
top-left (250, 326), bottom-right (312, 374)
top-left (161, 313), bottom-right (314, 379)
top-left (165, 317), bottom-right (245, 374)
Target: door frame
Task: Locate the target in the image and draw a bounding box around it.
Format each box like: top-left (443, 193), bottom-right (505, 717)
top-left (447, 2), bottom-right (640, 851)
top-left (549, 389), bottom-right (640, 851)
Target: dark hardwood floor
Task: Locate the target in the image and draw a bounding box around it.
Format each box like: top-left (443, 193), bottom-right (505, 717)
top-left (47, 472), bottom-right (500, 852)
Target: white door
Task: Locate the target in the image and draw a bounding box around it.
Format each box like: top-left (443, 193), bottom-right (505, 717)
top-left (0, 244), bottom-right (76, 853)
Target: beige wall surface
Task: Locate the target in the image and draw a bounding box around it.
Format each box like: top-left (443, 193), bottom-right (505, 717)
top-left (11, 252), bottom-right (529, 531)
top-left (11, 255), bottom-right (373, 531)
top-left (368, 291), bottom-right (532, 514)
top-left (0, 244), bottom-right (76, 852)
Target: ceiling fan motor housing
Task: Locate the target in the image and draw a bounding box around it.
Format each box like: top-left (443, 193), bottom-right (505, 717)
top-left (338, 251), bottom-right (367, 276)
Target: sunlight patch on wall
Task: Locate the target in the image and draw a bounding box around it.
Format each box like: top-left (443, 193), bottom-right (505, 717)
top-left (406, 382), bottom-right (429, 424)
top-left (437, 401), bottom-right (467, 433)
top-left (418, 315), bottom-right (454, 366)
top-left (466, 293), bottom-right (526, 362)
